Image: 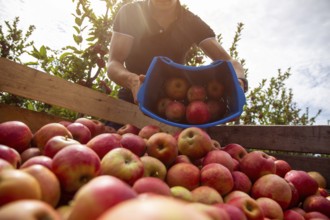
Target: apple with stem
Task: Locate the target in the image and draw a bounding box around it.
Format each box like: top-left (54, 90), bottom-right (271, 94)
top-left (43, 135), bottom-right (80, 158)
top-left (140, 155), bottom-right (167, 180)
top-left (164, 76), bottom-right (190, 100)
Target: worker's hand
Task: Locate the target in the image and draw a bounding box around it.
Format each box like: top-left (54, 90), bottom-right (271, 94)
top-left (130, 74), bottom-right (145, 104)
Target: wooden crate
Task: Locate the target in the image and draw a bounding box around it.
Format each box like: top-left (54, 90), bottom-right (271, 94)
top-left (1, 58), bottom-right (329, 185)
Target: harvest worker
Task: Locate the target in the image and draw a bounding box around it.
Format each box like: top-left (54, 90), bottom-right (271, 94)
top-left (107, 0), bottom-right (248, 104)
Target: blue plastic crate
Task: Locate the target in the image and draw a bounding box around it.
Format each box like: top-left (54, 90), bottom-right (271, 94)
top-left (137, 56), bottom-right (246, 128)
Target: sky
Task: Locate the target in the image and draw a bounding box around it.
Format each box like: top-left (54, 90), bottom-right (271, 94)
top-left (1, 0), bottom-right (330, 125)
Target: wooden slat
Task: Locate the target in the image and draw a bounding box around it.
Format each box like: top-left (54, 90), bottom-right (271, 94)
top-left (208, 125), bottom-right (330, 154)
top-left (0, 58), bottom-right (179, 134)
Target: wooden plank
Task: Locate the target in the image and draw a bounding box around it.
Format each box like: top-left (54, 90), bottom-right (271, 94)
top-left (0, 58), bottom-right (179, 134)
top-left (0, 104), bottom-right (70, 133)
top-left (208, 125), bottom-right (330, 154)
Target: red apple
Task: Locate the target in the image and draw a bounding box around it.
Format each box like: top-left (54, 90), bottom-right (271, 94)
top-left (132, 177), bottom-right (171, 196)
top-left (164, 76), bottom-right (190, 100)
top-left (221, 143), bottom-right (248, 162)
top-left (0, 169), bottom-right (42, 206)
top-left (255, 197), bottom-right (284, 220)
top-left (165, 100), bottom-right (186, 122)
top-left (200, 163), bottom-right (234, 196)
top-left (283, 209), bottom-right (305, 220)
top-left (284, 170), bottom-right (319, 201)
top-left (226, 196), bottom-right (264, 220)
top-left (43, 135), bottom-right (80, 158)
top-left (303, 195), bottom-right (330, 217)
top-left (31, 122), bottom-right (73, 153)
top-left (58, 120), bottom-right (72, 127)
top-left (0, 144), bottom-right (21, 168)
top-left (20, 155), bottom-right (53, 170)
top-left (20, 147), bottom-right (42, 164)
top-left (224, 190), bottom-right (251, 203)
top-left (156, 97), bottom-right (172, 117)
top-left (74, 117), bottom-right (97, 137)
top-left (191, 185), bottom-right (223, 205)
top-left (186, 202), bottom-right (230, 220)
top-left (170, 186), bottom-right (193, 202)
top-left (232, 171), bottom-right (252, 193)
top-left (0, 200), bottom-right (61, 220)
top-left (177, 126), bottom-right (213, 160)
top-left (140, 155), bottom-right (167, 180)
top-left (318, 187), bottom-right (329, 197)
top-left (146, 132), bottom-right (178, 167)
top-left (117, 123), bottom-right (140, 135)
top-left (202, 149), bottom-right (235, 172)
top-left (91, 119), bottom-right (106, 136)
top-left (173, 154), bottom-right (192, 164)
top-left (214, 203), bottom-right (247, 220)
top-left (288, 181), bottom-right (300, 208)
top-left (0, 120), bottom-right (33, 153)
top-left (67, 175), bottom-right (137, 220)
top-left (206, 99), bottom-right (227, 121)
top-left (187, 85), bottom-right (207, 102)
top-left (52, 144), bottom-right (101, 193)
top-left (240, 150), bottom-right (276, 182)
top-left (138, 124), bottom-right (161, 139)
top-left (186, 100), bottom-right (210, 124)
top-left (206, 79), bottom-right (225, 99)
top-left (66, 122), bottom-right (92, 144)
top-left (251, 173), bottom-right (292, 210)
top-left (21, 164), bottom-right (61, 207)
top-left (166, 162), bottom-right (200, 190)
top-left (101, 148), bottom-right (144, 186)
top-left (304, 211), bottom-right (329, 220)
top-left (0, 158), bottom-right (14, 171)
top-left (308, 171), bottom-right (327, 189)
top-left (120, 133), bottom-right (147, 157)
top-left (275, 159), bottom-right (292, 177)
top-left (86, 133), bottom-right (122, 159)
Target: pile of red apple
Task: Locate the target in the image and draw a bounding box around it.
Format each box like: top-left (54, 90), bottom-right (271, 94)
top-left (156, 76), bottom-right (227, 124)
top-left (0, 119), bottom-right (329, 220)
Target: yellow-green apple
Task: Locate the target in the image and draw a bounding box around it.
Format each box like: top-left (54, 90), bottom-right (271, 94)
top-left (226, 196), bottom-right (264, 220)
top-left (74, 117), bottom-right (97, 137)
top-left (164, 76), bottom-right (190, 100)
top-left (138, 124), bottom-right (161, 139)
top-left (66, 122), bottom-right (92, 144)
top-left (0, 169), bottom-right (42, 206)
top-left (20, 147), bottom-right (41, 164)
top-left (31, 123), bottom-right (72, 153)
top-left (0, 120), bottom-right (33, 153)
top-left (240, 151), bottom-right (276, 182)
top-left (117, 123), bottom-right (140, 135)
top-left (186, 202), bottom-right (230, 220)
top-left (214, 203), bottom-right (247, 220)
top-left (202, 149), bottom-right (235, 172)
top-left (284, 170), bottom-right (319, 201)
top-left (101, 148), bottom-right (144, 185)
top-left (177, 127), bottom-right (213, 160)
top-left (224, 190), bottom-right (251, 203)
top-left (166, 162), bottom-right (200, 190)
top-left (283, 209), bottom-right (305, 220)
top-left (120, 133), bottom-right (147, 157)
top-left (251, 174), bottom-right (292, 210)
top-left (156, 97), bottom-right (172, 117)
top-left (0, 144), bottom-right (21, 168)
top-left (200, 163), bottom-right (234, 196)
top-left (186, 100), bottom-right (210, 124)
top-left (165, 100), bottom-right (186, 122)
top-left (21, 164), bottom-right (61, 207)
top-left (206, 79), bottom-right (225, 99)
top-left (52, 144), bottom-right (101, 193)
top-left (0, 199), bottom-right (61, 220)
top-left (308, 171), bottom-right (327, 189)
top-left (140, 155), bottom-right (167, 180)
top-left (0, 158), bottom-right (14, 171)
top-left (146, 132), bottom-right (178, 167)
top-left (221, 143), bottom-right (248, 162)
top-left (97, 194), bottom-right (212, 220)
top-left (191, 185), bottom-right (223, 205)
top-left (187, 85), bottom-right (207, 102)
top-left (303, 195), bottom-right (330, 217)
top-left (43, 135), bottom-right (80, 158)
top-left (170, 186), bottom-right (193, 202)
top-left (86, 133), bottom-right (122, 159)
top-left (173, 154), bottom-right (192, 164)
top-left (67, 175), bottom-right (137, 220)
top-left (232, 171), bottom-right (252, 193)
top-left (132, 177), bottom-right (171, 196)
top-left (255, 197), bottom-right (283, 220)
top-left (274, 159), bottom-right (292, 177)
top-left (304, 211), bottom-right (329, 220)
top-left (206, 99), bottom-right (227, 121)
top-left (20, 155), bottom-right (53, 170)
